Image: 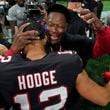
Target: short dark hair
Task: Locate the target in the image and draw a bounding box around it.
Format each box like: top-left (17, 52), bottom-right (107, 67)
top-left (47, 4), bottom-right (71, 23)
top-left (19, 20), bottom-right (46, 39)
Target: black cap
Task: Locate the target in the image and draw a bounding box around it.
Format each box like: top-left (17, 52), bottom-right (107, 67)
top-left (47, 4), bottom-right (71, 23)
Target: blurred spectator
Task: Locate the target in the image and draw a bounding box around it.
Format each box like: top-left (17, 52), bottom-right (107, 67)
top-left (6, 0), bottom-right (26, 32)
top-left (0, 0), bottom-right (9, 15)
top-left (0, 0), bottom-right (8, 5)
top-left (0, 13), bottom-right (11, 48)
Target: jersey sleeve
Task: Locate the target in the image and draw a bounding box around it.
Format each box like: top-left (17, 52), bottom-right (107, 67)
top-left (93, 26), bottom-right (110, 57)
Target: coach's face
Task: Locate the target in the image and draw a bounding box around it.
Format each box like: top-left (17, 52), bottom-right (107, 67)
top-left (46, 12), bottom-right (68, 45)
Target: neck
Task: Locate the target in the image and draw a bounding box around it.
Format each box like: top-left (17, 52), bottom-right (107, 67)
top-left (25, 43), bottom-right (46, 61)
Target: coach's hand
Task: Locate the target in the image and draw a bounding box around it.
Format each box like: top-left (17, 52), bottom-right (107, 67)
top-left (74, 8), bottom-right (105, 30)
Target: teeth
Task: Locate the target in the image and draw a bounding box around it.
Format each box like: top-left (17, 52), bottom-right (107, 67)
top-left (51, 36), bottom-right (58, 40)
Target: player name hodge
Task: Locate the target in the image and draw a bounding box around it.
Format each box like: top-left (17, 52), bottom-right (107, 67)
top-left (17, 70), bottom-right (57, 90)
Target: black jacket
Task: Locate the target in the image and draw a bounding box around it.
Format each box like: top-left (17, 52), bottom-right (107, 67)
top-left (46, 32), bottom-right (95, 66)
top-left (67, 11), bottom-right (87, 36)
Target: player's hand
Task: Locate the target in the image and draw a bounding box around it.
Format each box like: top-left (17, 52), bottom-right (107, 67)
top-left (10, 23), bottom-right (39, 53)
top-left (73, 8), bottom-right (104, 30)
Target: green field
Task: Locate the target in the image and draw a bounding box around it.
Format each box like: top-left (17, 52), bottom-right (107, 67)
top-left (102, 1), bottom-right (110, 11)
top-left (56, 0), bottom-right (67, 6)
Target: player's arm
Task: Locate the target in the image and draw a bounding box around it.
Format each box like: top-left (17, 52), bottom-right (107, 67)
top-left (76, 70), bottom-right (110, 106)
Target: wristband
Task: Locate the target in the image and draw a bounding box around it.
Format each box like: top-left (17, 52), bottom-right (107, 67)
top-left (4, 49), bottom-right (15, 56)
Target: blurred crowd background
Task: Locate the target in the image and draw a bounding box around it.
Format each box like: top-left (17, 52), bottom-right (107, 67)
top-left (0, 0), bottom-right (110, 44)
